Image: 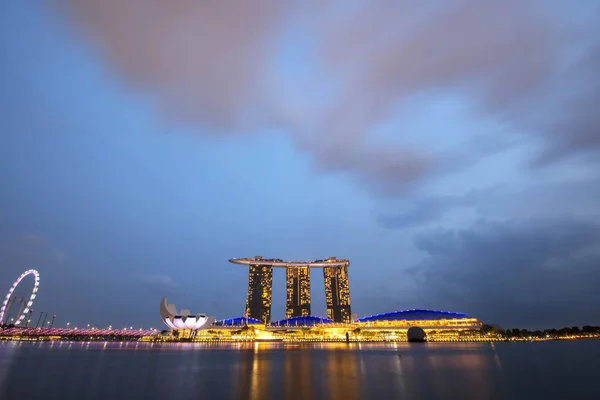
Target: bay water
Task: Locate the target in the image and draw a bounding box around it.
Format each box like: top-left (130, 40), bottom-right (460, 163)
top-left (1, 340), bottom-right (599, 399)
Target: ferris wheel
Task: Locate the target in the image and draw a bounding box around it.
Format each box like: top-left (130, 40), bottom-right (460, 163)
top-left (0, 270), bottom-right (40, 326)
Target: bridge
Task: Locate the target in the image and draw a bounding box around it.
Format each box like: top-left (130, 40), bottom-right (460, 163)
top-left (0, 326), bottom-right (158, 339)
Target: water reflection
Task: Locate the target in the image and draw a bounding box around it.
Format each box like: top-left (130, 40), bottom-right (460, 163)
top-left (233, 342), bottom-right (271, 400)
top-left (0, 341), bottom-right (18, 394)
top-left (0, 341), bottom-right (599, 399)
top-left (284, 346), bottom-right (312, 400)
top-left (324, 347), bottom-right (360, 400)
top-left (420, 348), bottom-right (496, 399)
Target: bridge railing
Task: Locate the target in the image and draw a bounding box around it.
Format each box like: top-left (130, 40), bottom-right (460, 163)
top-left (0, 327), bottom-right (159, 337)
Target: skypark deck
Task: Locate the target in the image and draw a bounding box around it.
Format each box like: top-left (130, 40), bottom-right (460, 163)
top-left (229, 257), bottom-right (349, 268)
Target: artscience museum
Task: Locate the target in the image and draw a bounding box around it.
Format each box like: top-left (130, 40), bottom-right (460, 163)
top-left (160, 298), bottom-right (215, 331)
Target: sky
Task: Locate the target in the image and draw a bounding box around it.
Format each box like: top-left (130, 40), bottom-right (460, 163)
top-left (1, 0), bottom-right (599, 330)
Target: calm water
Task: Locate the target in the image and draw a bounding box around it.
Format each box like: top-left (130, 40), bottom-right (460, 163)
top-left (1, 340), bottom-right (599, 399)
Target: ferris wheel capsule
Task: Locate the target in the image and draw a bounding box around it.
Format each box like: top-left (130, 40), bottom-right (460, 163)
top-left (0, 270), bottom-right (40, 326)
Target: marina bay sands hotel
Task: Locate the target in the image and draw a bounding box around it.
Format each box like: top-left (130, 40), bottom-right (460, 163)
top-left (229, 257), bottom-right (351, 324)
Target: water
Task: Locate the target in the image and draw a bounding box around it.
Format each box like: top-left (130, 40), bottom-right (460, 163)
top-left (1, 340), bottom-right (599, 399)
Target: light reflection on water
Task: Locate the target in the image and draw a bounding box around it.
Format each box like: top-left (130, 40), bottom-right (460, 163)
top-left (0, 340), bottom-right (599, 399)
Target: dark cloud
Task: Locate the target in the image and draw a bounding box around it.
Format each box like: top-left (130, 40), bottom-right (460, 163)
top-left (377, 195), bottom-right (464, 229)
top-left (378, 177), bottom-right (600, 230)
top-left (411, 217), bottom-right (600, 329)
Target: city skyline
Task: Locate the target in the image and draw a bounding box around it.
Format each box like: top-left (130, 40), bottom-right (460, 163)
top-left (1, 1), bottom-right (600, 330)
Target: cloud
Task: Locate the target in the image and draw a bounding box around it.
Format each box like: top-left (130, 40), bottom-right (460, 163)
top-left (139, 274), bottom-right (180, 296)
top-left (377, 193), bottom-right (477, 229)
top-left (378, 177), bottom-right (600, 229)
top-left (318, 0), bottom-right (600, 170)
top-left (319, 1), bottom-right (561, 116)
top-left (53, 0), bottom-right (291, 131)
top-left (534, 41), bottom-right (600, 164)
top-left (50, 1), bottom-right (600, 196)
top-left (410, 217), bottom-right (600, 329)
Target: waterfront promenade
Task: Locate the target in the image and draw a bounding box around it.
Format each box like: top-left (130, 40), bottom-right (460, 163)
top-left (2, 325), bottom-right (599, 343)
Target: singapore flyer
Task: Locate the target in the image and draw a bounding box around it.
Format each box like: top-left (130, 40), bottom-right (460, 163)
top-left (0, 269), bottom-right (40, 326)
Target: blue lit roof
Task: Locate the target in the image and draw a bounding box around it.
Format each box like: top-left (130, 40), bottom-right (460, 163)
top-left (213, 317), bottom-right (262, 326)
top-left (271, 316), bottom-right (333, 327)
top-left (357, 309), bottom-right (470, 322)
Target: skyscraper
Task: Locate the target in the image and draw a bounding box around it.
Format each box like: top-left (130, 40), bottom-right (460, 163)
top-left (285, 266), bottom-right (311, 318)
top-left (323, 264), bottom-right (352, 323)
top-left (230, 256), bottom-right (350, 323)
top-left (245, 262), bottom-right (273, 324)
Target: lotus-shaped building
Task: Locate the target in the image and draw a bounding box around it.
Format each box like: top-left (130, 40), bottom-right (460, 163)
top-left (160, 297), bottom-right (215, 331)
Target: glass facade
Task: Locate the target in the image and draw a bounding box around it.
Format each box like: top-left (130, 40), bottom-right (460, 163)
top-left (323, 266), bottom-right (352, 323)
top-left (245, 264), bottom-right (273, 324)
top-left (285, 266), bottom-right (311, 318)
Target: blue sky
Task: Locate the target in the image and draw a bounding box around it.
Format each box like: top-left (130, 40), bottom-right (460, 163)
top-left (1, 0), bottom-right (599, 330)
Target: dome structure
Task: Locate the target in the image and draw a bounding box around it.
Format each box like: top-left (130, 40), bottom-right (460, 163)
top-left (271, 315), bottom-right (333, 327)
top-left (213, 317), bottom-right (262, 327)
top-left (357, 309), bottom-right (469, 322)
top-left (160, 298), bottom-right (215, 331)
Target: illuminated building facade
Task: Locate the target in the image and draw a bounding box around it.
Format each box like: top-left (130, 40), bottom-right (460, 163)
top-left (272, 315), bottom-right (333, 327)
top-left (230, 256), bottom-right (352, 324)
top-left (160, 297), bottom-right (215, 330)
top-left (355, 309), bottom-right (482, 329)
top-left (323, 265), bottom-right (352, 323)
top-left (245, 262), bottom-right (273, 324)
top-left (285, 266), bottom-right (311, 318)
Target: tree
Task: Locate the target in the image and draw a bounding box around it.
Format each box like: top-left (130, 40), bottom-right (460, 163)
top-left (480, 325), bottom-right (494, 334)
top-left (582, 325), bottom-right (600, 334)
